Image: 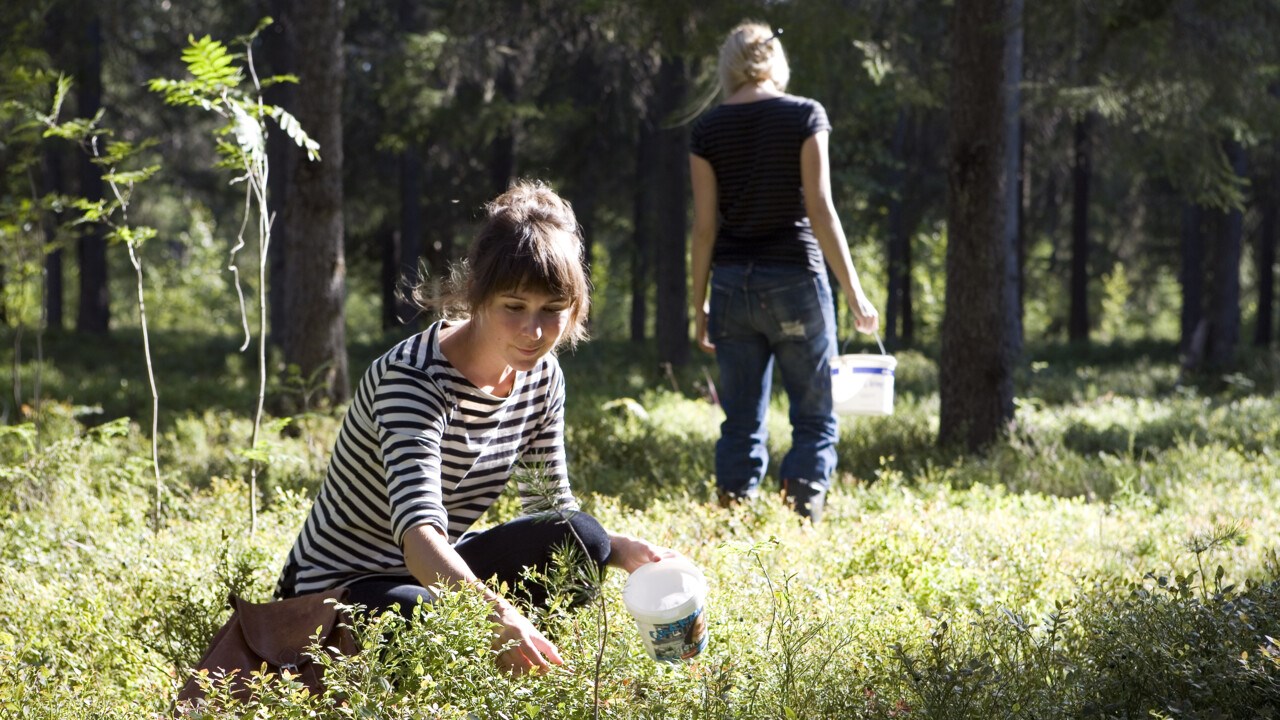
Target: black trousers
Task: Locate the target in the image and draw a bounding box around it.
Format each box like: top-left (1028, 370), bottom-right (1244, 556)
top-left (344, 511), bottom-right (612, 618)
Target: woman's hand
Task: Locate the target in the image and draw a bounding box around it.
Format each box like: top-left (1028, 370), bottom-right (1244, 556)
top-left (490, 601), bottom-right (564, 675)
top-left (694, 307), bottom-right (716, 355)
top-left (850, 293), bottom-right (880, 335)
top-left (609, 534), bottom-right (680, 574)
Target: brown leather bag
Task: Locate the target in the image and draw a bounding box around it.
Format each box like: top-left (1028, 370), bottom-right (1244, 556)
top-left (177, 590), bottom-right (358, 704)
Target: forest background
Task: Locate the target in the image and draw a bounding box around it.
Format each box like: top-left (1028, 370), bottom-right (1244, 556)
top-left (2, 0), bottom-right (1280, 718)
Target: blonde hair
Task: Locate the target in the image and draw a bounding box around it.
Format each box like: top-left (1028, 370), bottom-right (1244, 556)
top-left (412, 180), bottom-right (591, 349)
top-left (718, 22), bottom-right (790, 97)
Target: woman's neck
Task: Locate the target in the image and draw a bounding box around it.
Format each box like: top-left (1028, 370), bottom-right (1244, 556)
top-left (725, 82), bottom-right (782, 105)
top-left (438, 320), bottom-right (516, 397)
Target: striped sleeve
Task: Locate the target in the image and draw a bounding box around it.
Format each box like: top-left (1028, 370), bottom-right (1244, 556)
top-left (516, 360), bottom-right (578, 515)
top-left (374, 362), bottom-right (452, 546)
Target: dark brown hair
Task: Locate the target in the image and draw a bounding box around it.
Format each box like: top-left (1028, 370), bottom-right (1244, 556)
top-left (412, 180), bottom-right (591, 348)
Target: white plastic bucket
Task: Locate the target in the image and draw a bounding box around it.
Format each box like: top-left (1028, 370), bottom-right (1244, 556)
top-left (831, 353), bottom-right (897, 416)
top-left (622, 557), bottom-right (709, 663)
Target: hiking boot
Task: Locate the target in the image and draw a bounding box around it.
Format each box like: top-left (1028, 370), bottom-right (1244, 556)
top-left (716, 487), bottom-right (759, 508)
top-left (782, 479), bottom-right (826, 524)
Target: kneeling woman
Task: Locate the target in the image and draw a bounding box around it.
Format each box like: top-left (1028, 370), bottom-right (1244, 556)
top-left (277, 180), bottom-right (678, 674)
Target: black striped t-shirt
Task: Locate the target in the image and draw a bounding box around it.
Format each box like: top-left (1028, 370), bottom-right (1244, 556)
top-left (690, 94), bottom-right (831, 273)
top-left (276, 321), bottom-right (578, 597)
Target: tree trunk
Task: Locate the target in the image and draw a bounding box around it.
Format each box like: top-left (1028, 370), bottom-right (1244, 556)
top-left (264, 0), bottom-right (295, 348)
top-left (938, 0), bottom-right (1018, 452)
top-left (1257, 173), bottom-right (1277, 347)
top-left (381, 0), bottom-right (424, 331)
top-left (280, 0), bottom-right (349, 403)
top-left (75, 9), bottom-right (108, 335)
top-left (1016, 117), bottom-right (1029, 334)
top-left (43, 146), bottom-right (65, 332)
top-left (490, 57), bottom-right (517, 196)
top-left (1206, 141), bottom-right (1246, 369)
top-left (653, 55), bottom-right (690, 368)
top-left (1002, 0), bottom-right (1025, 357)
top-left (1179, 203), bottom-right (1205, 359)
top-left (393, 147), bottom-right (424, 327)
top-left (886, 111), bottom-right (909, 349)
top-left (630, 114), bottom-right (656, 344)
top-left (1068, 113), bottom-right (1092, 344)
top-left (42, 1), bottom-right (66, 332)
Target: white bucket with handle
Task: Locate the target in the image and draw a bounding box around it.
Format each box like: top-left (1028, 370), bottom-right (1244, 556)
top-left (831, 333), bottom-right (896, 416)
top-left (622, 557), bottom-right (709, 663)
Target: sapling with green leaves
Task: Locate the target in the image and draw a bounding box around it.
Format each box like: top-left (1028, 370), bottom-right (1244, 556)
top-left (149, 19), bottom-right (320, 533)
top-left (30, 75), bottom-right (166, 532)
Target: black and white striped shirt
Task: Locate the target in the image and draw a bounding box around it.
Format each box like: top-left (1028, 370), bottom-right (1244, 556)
top-left (277, 321), bottom-right (577, 597)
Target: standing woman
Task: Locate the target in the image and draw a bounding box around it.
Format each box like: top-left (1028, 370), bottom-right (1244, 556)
top-left (690, 22), bottom-right (879, 523)
top-left (277, 181), bottom-right (678, 674)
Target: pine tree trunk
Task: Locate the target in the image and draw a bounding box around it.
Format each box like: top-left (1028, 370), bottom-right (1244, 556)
top-left (886, 111), bottom-right (909, 349)
top-left (264, 0), bottom-right (295, 348)
top-left (1256, 176), bottom-right (1277, 347)
top-left (490, 57), bottom-right (517, 195)
top-left (75, 9), bottom-right (108, 335)
top-left (1068, 113), bottom-right (1092, 344)
top-left (1180, 203), bottom-right (1205, 360)
top-left (42, 1), bottom-right (66, 332)
top-left (1206, 142), bottom-right (1246, 369)
top-left (1002, 0), bottom-right (1025, 357)
top-left (43, 147), bottom-right (65, 332)
top-left (395, 148), bottom-right (424, 326)
top-left (280, 0), bottom-right (349, 403)
top-left (653, 55), bottom-right (689, 368)
top-left (938, 0), bottom-right (1018, 451)
top-left (630, 115), bottom-right (656, 344)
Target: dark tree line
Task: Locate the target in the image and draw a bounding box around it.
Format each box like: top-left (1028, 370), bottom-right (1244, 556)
top-left (3, 0), bottom-right (1279, 451)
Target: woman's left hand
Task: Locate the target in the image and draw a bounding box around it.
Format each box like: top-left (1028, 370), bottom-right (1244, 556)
top-left (694, 308), bottom-right (716, 355)
top-left (851, 293), bottom-right (880, 335)
top-left (608, 534), bottom-right (680, 573)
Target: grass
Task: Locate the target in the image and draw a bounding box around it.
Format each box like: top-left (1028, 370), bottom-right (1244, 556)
top-left (1, 328), bottom-right (1279, 718)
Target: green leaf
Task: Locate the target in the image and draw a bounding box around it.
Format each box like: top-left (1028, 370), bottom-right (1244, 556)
top-left (108, 225), bottom-right (157, 247)
top-left (230, 102), bottom-right (265, 158)
top-left (181, 35), bottom-right (243, 90)
top-left (70, 198), bottom-right (108, 223)
top-left (269, 106), bottom-right (321, 161)
top-left (102, 166), bottom-right (160, 186)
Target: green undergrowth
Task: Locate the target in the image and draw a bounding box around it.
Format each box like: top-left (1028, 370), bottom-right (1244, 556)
top-left (1, 335), bottom-right (1279, 718)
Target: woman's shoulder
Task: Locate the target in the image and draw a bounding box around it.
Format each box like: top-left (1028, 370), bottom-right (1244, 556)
top-left (776, 94), bottom-right (826, 113)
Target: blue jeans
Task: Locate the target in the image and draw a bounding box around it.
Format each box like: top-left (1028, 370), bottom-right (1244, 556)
top-left (708, 263), bottom-right (838, 497)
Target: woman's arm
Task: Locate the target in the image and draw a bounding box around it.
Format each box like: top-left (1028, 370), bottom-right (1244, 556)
top-left (402, 523), bottom-right (563, 675)
top-left (690, 154), bottom-right (719, 354)
top-left (800, 131), bottom-right (879, 334)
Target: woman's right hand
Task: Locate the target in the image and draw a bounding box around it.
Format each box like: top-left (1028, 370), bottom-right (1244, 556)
top-left (850, 293), bottom-right (880, 335)
top-left (490, 601), bottom-right (564, 675)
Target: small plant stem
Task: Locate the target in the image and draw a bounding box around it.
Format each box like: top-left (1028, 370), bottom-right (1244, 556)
top-left (243, 41), bottom-right (273, 536)
top-left (593, 589), bottom-right (606, 720)
top-left (247, 169), bottom-right (271, 536)
top-left (98, 139), bottom-right (163, 534)
top-left (104, 155), bottom-right (163, 532)
top-left (126, 243), bottom-right (163, 532)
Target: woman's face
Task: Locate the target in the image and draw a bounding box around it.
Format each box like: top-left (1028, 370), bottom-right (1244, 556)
top-left (476, 288), bottom-right (572, 372)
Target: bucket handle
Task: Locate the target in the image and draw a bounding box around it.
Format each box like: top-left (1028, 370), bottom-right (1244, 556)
top-left (841, 330), bottom-right (887, 356)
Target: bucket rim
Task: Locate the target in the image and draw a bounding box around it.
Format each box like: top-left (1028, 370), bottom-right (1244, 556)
top-left (832, 353), bottom-right (898, 368)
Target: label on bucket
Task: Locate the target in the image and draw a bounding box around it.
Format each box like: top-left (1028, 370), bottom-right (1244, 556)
top-left (635, 606), bottom-right (708, 662)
